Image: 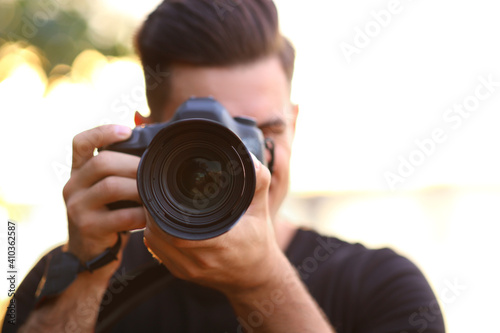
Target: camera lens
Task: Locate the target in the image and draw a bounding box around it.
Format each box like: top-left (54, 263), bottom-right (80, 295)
top-left (176, 157), bottom-right (230, 207)
top-left (178, 157), bottom-right (220, 201)
top-left (161, 145), bottom-right (233, 215)
top-left (137, 119), bottom-right (255, 240)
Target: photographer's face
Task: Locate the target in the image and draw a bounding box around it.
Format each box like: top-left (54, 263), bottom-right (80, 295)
top-left (155, 56), bottom-right (297, 222)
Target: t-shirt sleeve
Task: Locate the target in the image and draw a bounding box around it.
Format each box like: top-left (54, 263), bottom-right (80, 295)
top-left (353, 248), bottom-right (445, 333)
top-left (2, 246), bottom-right (61, 332)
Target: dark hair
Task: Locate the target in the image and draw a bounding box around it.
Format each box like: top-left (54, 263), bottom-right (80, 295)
top-left (134, 0), bottom-right (295, 121)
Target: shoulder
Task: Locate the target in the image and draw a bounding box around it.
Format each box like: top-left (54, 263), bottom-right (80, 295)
top-left (287, 228), bottom-right (426, 282)
top-left (287, 228), bottom-right (445, 332)
top-left (286, 228), bottom-right (393, 280)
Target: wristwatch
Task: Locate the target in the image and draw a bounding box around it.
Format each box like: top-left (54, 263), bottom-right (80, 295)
top-left (36, 233), bottom-right (122, 306)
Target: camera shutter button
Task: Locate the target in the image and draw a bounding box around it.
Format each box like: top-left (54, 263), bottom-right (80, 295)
top-left (234, 116), bottom-right (257, 126)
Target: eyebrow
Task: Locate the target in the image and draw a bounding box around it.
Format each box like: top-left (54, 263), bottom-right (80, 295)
top-left (257, 117), bottom-right (286, 129)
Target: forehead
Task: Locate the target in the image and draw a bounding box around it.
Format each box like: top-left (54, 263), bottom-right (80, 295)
top-left (162, 56), bottom-right (290, 123)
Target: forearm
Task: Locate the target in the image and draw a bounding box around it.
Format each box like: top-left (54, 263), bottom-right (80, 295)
top-left (19, 263), bottom-right (117, 333)
top-left (227, 255), bottom-right (335, 333)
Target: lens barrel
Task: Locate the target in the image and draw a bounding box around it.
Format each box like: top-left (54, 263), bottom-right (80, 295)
top-left (137, 119), bottom-right (256, 240)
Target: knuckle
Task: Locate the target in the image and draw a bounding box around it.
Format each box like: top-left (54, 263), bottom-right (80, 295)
top-left (65, 196), bottom-right (82, 221)
top-left (73, 131), bottom-right (91, 149)
top-left (72, 126), bottom-right (108, 155)
top-left (90, 153), bottom-right (111, 172)
top-left (97, 176), bottom-right (121, 198)
top-left (62, 181), bottom-right (73, 202)
top-left (68, 209), bottom-right (97, 235)
top-left (73, 137), bottom-right (93, 159)
top-left (72, 131), bottom-right (85, 147)
top-left (255, 168), bottom-right (271, 191)
top-left (97, 177), bottom-right (113, 194)
top-left (89, 128), bottom-right (105, 147)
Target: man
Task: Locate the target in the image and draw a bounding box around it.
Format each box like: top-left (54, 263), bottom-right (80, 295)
top-left (5, 0), bottom-right (445, 332)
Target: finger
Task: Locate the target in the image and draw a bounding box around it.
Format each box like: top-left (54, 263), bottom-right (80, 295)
top-left (72, 124), bottom-right (132, 170)
top-left (252, 153), bottom-right (271, 193)
top-left (99, 206), bottom-right (146, 233)
top-left (246, 153), bottom-right (271, 215)
top-left (69, 151), bottom-right (140, 190)
top-left (68, 207), bottom-right (145, 259)
top-left (144, 227), bottom-right (199, 278)
top-left (82, 176), bottom-right (142, 209)
top-left (146, 209), bottom-right (225, 249)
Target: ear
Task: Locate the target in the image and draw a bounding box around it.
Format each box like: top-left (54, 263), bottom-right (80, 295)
top-left (134, 111), bottom-right (151, 126)
top-left (290, 103), bottom-right (299, 137)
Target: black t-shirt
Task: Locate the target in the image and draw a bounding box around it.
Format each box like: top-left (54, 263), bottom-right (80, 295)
top-left (3, 229), bottom-right (446, 332)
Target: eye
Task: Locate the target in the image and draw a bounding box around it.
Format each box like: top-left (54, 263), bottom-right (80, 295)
top-left (259, 119), bottom-right (286, 137)
top-left (261, 126), bottom-right (283, 137)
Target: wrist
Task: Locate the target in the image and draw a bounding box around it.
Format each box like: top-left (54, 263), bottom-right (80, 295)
top-left (37, 234), bottom-right (123, 307)
top-left (225, 250), bottom-right (296, 303)
top-left (23, 268), bottom-right (115, 333)
top-left (67, 232), bottom-right (123, 262)
top-left (224, 256), bottom-right (335, 333)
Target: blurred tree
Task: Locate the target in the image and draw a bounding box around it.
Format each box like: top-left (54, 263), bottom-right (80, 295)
top-left (0, 0), bottom-right (132, 76)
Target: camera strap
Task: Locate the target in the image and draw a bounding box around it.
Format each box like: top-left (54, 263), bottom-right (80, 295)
top-left (265, 138), bottom-right (275, 174)
top-left (35, 233), bottom-right (123, 307)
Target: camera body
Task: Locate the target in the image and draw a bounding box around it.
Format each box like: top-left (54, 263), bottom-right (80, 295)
top-left (103, 97), bottom-right (268, 240)
top-left (106, 97), bottom-right (267, 163)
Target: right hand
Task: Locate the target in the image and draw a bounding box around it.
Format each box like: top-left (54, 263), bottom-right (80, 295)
top-left (62, 124), bottom-right (146, 264)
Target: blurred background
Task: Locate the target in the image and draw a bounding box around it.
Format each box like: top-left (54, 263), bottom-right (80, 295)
top-left (1, 0), bottom-right (499, 331)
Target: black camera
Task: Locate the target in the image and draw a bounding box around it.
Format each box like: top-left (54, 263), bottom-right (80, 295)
top-left (103, 97), bottom-right (271, 240)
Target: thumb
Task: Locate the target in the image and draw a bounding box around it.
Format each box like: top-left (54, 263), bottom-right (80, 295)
top-left (250, 152), bottom-right (271, 202)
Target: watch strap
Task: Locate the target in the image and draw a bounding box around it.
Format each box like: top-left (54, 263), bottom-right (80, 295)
top-left (83, 232), bottom-right (122, 272)
top-left (36, 233), bottom-right (122, 306)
